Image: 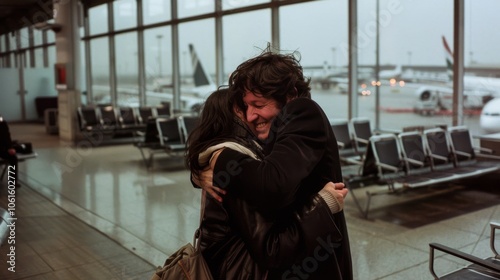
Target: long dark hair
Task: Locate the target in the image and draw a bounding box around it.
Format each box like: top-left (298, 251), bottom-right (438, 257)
top-left (186, 87), bottom-right (239, 176)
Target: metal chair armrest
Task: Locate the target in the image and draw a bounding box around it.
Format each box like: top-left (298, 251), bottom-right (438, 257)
top-left (491, 222), bottom-right (500, 258)
top-left (429, 242), bottom-right (500, 279)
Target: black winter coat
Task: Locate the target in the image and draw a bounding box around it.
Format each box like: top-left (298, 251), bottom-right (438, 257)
top-left (199, 181), bottom-right (341, 279)
top-left (203, 98), bottom-right (353, 279)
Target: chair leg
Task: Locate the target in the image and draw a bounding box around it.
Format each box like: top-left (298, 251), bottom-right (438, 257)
top-left (347, 183), bottom-right (369, 219)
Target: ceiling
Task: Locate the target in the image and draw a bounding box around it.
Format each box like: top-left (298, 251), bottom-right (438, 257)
top-left (0, 0), bottom-right (112, 36)
top-left (0, 0), bottom-right (53, 35)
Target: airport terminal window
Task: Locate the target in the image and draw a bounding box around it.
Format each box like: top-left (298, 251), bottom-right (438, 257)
top-left (24, 50), bottom-right (35, 68)
top-left (463, 0), bottom-right (500, 135)
top-left (90, 37), bottom-right (111, 104)
top-left (179, 18), bottom-right (215, 86)
top-left (143, 0), bottom-right (171, 25)
top-left (34, 48), bottom-right (44, 68)
top-left (19, 28), bottom-right (29, 49)
top-left (9, 33), bottom-right (17, 50)
top-left (177, 0), bottom-right (214, 19)
top-left (222, 10), bottom-right (271, 76)
top-left (89, 4), bottom-right (109, 36)
top-left (464, 0), bottom-right (500, 73)
top-left (113, 0), bottom-right (137, 31)
top-left (356, 0), bottom-right (456, 132)
top-left (48, 46), bottom-right (56, 68)
top-left (115, 32), bottom-right (139, 107)
top-left (280, 0), bottom-right (348, 120)
top-left (33, 29), bottom-right (43, 46)
top-left (10, 53), bottom-right (15, 68)
top-left (144, 26), bottom-right (172, 106)
top-left (47, 28), bottom-right (55, 44)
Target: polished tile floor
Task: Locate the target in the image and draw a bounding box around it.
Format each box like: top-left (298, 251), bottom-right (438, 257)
top-left (1, 123), bottom-right (499, 279)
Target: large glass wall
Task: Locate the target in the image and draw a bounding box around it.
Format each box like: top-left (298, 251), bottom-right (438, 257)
top-left (33, 29), bottom-right (43, 46)
top-left (142, 0), bottom-right (171, 25)
top-left (90, 38), bottom-right (111, 104)
top-left (357, 0), bottom-right (455, 132)
top-left (3, 0), bottom-right (499, 134)
top-left (223, 10), bottom-right (271, 79)
top-left (19, 28), bottom-right (30, 49)
top-left (113, 0), bottom-right (137, 31)
top-left (34, 48), bottom-right (44, 67)
top-left (89, 4), bottom-right (109, 35)
top-left (177, 0), bottom-right (214, 19)
top-left (178, 18), bottom-right (215, 105)
top-left (144, 26), bottom-right (172, 99)
top-left (115, 32), bottom-right (139, 106)
top-left (281, 0), bottom-right (348, 120)
top-left (48, 46), bottom-right (56, 69)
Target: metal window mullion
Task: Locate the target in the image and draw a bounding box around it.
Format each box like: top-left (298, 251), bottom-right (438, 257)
top-left (348, 0), bottom-right (359, 119)
top-left (171, 0), bottom-right (180, 112)
top-left (137, 0), bottom-right (146, 106)
top-left (215, 0), bottom-right (224, 86)
top-left (108, 2), bottom-right (117, 107)
top-left (28, 27), bottom-right (35, 67)
top-left (5, 35), bottom-right (11, 67)
top-left (84, 6), bottom-right (93, 104)
top-left (271, 0), bottom-right (279, 50)
top-left (453, 0), bottom-right (465, 126)
top-left (42, 30), bottom-right (48, 67)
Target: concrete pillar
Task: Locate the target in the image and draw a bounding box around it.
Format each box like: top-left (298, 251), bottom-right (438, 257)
top-left (54, 0), bottom-right (82, 143)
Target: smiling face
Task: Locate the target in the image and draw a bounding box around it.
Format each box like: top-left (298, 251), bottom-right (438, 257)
top-left (242, 91), bottom-right (282, 140)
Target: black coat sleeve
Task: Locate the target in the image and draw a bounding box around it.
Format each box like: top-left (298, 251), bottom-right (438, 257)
top-left (224, 192), bottom-right (343, 269)
top-left (0, 121), bottom-right (13, 154)
top-left (213, 98), bottom-right (328, 208)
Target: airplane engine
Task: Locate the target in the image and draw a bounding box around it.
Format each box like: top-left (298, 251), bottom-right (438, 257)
top-left (413, 86), bottom-right (449, 115)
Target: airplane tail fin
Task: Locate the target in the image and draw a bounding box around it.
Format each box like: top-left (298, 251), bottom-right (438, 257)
top-left (442, 36), bottom-right (454, 80)
top-left (189, 44), bottom-right (213, 87)
top-left (394, 64), bottom-right (402, 75)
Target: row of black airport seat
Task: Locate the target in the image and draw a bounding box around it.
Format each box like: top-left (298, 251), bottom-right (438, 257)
top-left (330, 118), bottom-right (435, 166)
top-left (133, 115), bottom-right (200, 168)
top-left (331, 118), bottom-right (500, 218)
top-left (77, 105), bottom-right (172, 134)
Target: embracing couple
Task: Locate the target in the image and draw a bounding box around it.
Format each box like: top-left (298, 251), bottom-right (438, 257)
top-left (186, 46), bottom-right (353, 280)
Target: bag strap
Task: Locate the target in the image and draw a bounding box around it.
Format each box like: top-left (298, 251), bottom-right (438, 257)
top-left (193, 190), bottom-right (207, 251)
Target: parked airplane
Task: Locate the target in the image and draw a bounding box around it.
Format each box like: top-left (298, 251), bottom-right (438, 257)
top-left (414, 36), bottom-right (500, 115)
top-left (480, 97), bottom-right (500, 133)
top-left (94, 44), bottom-right (216, 112)
top-left (152, 44), bottom-right (217, 99)
top-left (303, 62), bottom-right (350, 91)
top-left (304, 63), bottom-right (375, 95)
